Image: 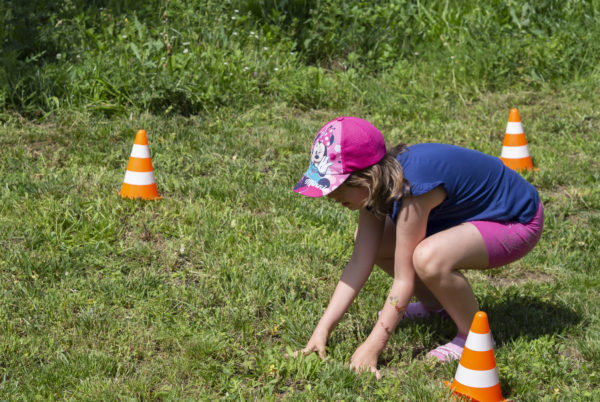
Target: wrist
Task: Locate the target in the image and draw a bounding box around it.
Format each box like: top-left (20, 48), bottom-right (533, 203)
top-left (313, 322), bottom-right (332, 340)
top-left (365, 323), bottom-right (391, 353)
top-left (360, 336), bottom-right (386, 358)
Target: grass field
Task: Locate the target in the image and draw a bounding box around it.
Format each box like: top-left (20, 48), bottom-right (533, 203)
top-left (2, 88), bottom-right (599, 400)
top-left (1, 1), bottom-right (600, 400)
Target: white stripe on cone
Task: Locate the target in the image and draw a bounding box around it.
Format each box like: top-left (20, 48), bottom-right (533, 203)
top-left (454, 364), bottom-right (500, 388)
top-left (123, 170), bottom-right (156, 185)
top-left (465, 332), bottom-right (495, 352)
top-left (505, 121), bottom-right (524, 134)
top-left (130, 144), bottom-right (151, 158)
top-left (501, 144), bottom-right (530, 159)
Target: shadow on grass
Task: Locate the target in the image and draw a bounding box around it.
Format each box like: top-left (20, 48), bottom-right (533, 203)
top-left (420, 292), bottom-right (580, 348)
top-left (380, 293), bottom-right (580, 400)
top-left (480, 293), bottom-right (581, 346)
top-left (395, 291), bottom-right (581, 362)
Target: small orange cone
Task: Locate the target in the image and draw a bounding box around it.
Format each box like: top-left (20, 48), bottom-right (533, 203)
top-left (119, 130), bottom-right (161, 200)
top-left (445, 311), bottom-right (505, 402)
top-left (500, 108), bottom-right (535, 171)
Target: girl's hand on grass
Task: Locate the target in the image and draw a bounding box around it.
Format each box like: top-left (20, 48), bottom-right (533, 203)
top-left (301, 329), bottom-right (328, 359)
top-left (349, 342), bottom-right (381, 380)
top-left (285, 329), bottom-right (328, 359)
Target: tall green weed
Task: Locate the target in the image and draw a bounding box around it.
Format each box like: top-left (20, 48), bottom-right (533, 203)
top-left (242, 0), bottom-right (600, 85)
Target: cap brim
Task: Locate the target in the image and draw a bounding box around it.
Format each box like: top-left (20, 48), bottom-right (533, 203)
top-left (293, 167), bottom-right (350, 198)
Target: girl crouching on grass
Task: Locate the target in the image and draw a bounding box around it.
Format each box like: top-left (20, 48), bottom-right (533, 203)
top-left (292, 116), bottom-right (543, 378)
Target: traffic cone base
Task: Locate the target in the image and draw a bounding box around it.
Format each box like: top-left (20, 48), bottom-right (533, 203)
top-left (446, 379), bottom-right (505, 402)
top-left (120, 182), bottom-right (161, 200)
top-left (446, 311), bottom-right (505, 402)
top-left (500, 108), bottom-right (535, 172)
top-left (119, 130), bottom-right (161, 200)
top-left (500, 155), bottom-right (533, 171)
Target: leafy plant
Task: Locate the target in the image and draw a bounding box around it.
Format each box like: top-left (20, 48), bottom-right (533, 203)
top-left (2, 0), bottom-right (600, 116)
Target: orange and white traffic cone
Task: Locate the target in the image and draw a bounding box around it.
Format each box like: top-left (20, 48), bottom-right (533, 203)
top-left (445, 311), bottom-right (505, 402)
top-left (500, 108), bottom-right (535, 171)
top-left (119, 129), bottom-right (161, 200)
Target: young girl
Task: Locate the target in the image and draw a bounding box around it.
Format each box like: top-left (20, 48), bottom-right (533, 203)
top-left (292, 116), bottom-right (543, 377)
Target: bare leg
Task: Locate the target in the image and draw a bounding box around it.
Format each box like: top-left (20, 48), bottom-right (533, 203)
top-left (411, 223), bottom-right (489, 335)
top-left (366, 217), bottom-right (444, 310)
top-left (363, 219), bottom-right (490, 361)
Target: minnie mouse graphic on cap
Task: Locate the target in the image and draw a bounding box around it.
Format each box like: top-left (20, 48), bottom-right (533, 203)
top-left (294, 123), bottom-right (344, 197)
top-left (294, 116), bottom-right (387, 198)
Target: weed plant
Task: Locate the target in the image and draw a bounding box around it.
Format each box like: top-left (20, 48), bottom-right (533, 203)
top-left (1, 0), bottom-right (600, 116)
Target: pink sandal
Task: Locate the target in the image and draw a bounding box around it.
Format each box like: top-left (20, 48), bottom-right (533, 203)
top-left (403, 302), bottom-right (450, 320)
top-left (378, 302), bottom-right (450, 320)
top-left (426, 334), bottom-right (467, 362)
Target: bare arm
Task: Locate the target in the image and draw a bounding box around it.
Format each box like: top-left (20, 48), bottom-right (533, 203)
top-left (350, 187), bottom-right (446, 374)
top-left (301, 208), bottom-right (385, 357)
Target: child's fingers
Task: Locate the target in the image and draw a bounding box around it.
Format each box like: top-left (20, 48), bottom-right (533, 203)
top-left (302, 347), bottom-right (313, 356)
top-left (370, 366), bottom-right (382, 380)
top-left (349, 362), bottom-right (381, 380)
top-left (283, 346), bottom-right (299, 358)
top-left (301, 346), bottom-right (326, 359)
top-left (283, 350), bottom-right (299, 358)
top-left (284, 345), bottom-right (326, 359)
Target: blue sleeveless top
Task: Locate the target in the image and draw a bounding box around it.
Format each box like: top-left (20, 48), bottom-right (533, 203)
top-left (391, 143), bottom-right (540, 236)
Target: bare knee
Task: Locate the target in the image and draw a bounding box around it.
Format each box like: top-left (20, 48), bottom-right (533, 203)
top-left (412, 239), bottom-right (446, 281)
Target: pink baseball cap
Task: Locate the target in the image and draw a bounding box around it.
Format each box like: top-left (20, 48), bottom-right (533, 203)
top-left (293, 116), bottom-right (386, 197)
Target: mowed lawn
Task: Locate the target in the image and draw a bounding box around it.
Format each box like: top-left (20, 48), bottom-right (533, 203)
top-left (1, 88), bottom-right (599, 399)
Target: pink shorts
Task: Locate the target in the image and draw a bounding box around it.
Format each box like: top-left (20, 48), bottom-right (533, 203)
top-left (470, 202), bottom-right (544, 268)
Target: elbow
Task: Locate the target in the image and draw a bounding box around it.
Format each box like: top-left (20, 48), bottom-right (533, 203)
top-left (341, 258), bottom-right (374, 289)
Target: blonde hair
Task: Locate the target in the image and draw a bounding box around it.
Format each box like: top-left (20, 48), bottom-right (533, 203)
top-left (344, 144), bottom-right (410, 220)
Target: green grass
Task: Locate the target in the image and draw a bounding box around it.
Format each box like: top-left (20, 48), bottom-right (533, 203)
top-left (2, 1), bottom-right (600, 115)
top-left (1, 83), bottom-right (599, 399)
top-left (1, 0), bottom-right (600, 399)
